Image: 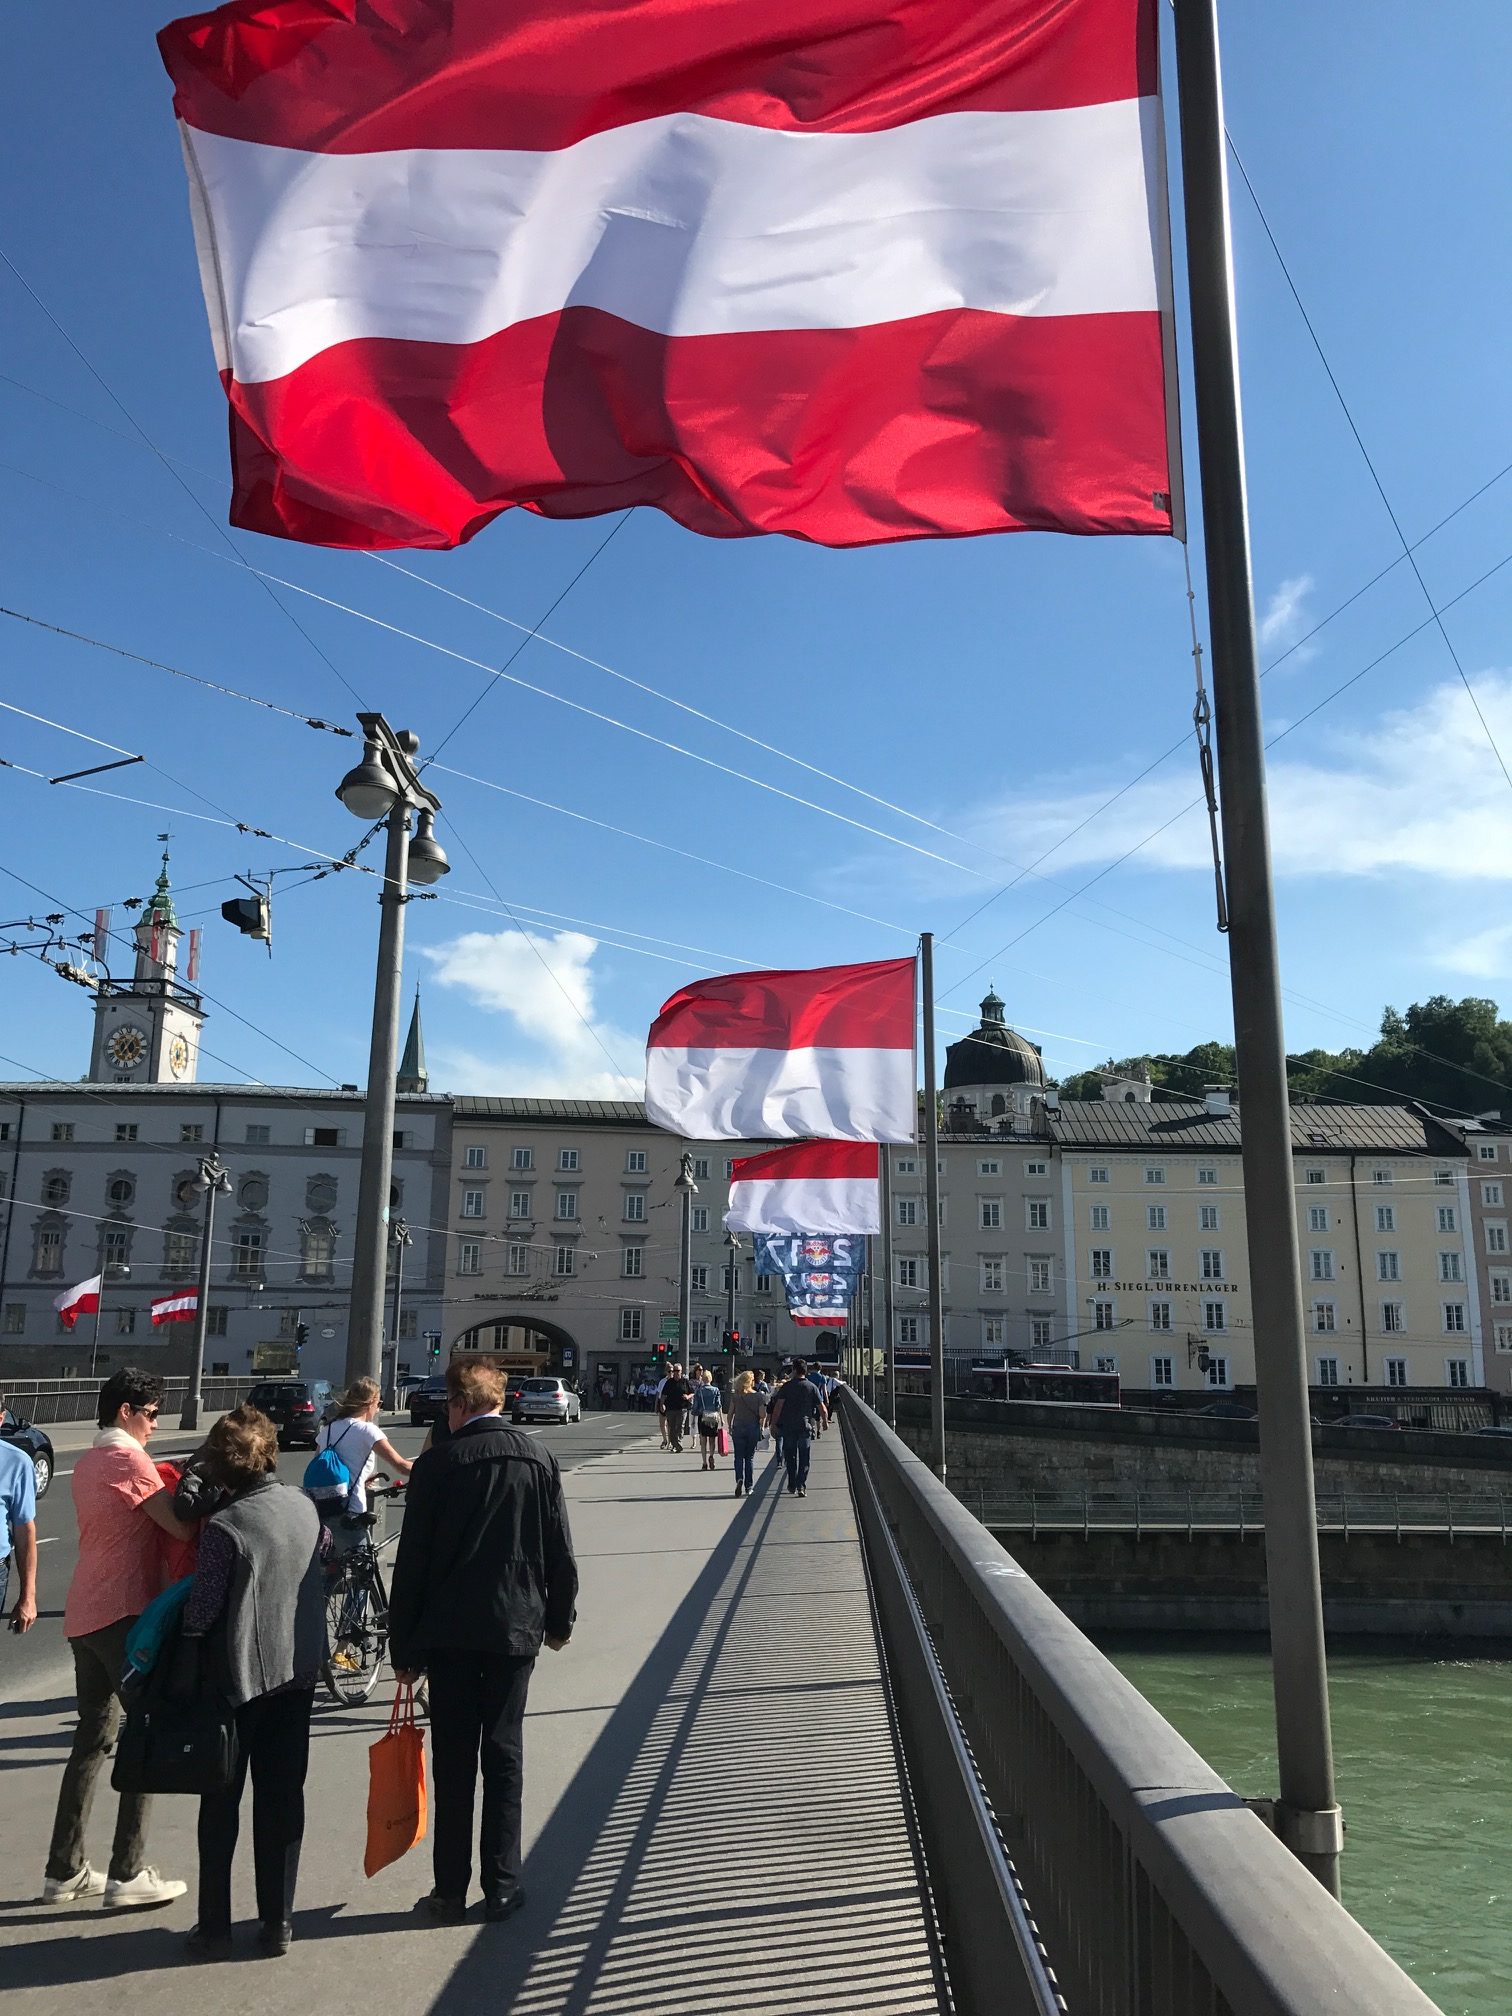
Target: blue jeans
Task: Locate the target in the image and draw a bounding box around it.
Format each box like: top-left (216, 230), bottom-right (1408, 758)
top-left (731, 1425), bottom-right (759, 1490)
top-left (784, 1432), bottom-right (812, 1492)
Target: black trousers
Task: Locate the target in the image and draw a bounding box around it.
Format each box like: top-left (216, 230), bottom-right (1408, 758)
top-left (427, 1649), bottom-right (536, 1904)
top-left (197, 1687), bottom-right (314, 1933)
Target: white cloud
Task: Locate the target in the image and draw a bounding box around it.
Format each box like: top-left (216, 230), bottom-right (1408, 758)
top-left (1258, 573), bottom-right (1315, 652)
top-left (1441, 923), bottom-right (1512, 980)
top-left (422, 929), bottom-right (641, 1097)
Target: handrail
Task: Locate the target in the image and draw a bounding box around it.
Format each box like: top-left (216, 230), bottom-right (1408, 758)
top-left (969, 1488), bottom-right (1510, 1538)
top-left (1, 1376), bottom-right (257, 1426)
top-left (843, 1397), bottom-right (1441, 2016)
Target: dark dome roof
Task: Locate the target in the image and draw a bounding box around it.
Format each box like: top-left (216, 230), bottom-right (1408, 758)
top-left (943, 989), bottom-right (1045, 1090)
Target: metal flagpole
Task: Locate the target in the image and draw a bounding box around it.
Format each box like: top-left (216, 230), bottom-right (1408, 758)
top-left (89, 1276), bottom-right (107, 1384)
top-left (881, 1151), bottom-right (897, 1428)
top-left (921, 934), bottom-right (946, 1478)
top-left (1173, 0), bottom-right (1341, 1895)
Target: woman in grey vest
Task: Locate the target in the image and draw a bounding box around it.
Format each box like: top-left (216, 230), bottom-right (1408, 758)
top-left (182, 1405), bottom-right (328, 1962)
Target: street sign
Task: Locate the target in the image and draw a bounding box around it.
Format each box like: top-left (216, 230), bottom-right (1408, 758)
top-left (659, 1315), bottom-right (680, 1341)
top-left (423, 1329), bottom-right (442, 1342)
top-left (319, 1325), bottom-right (336, 1340)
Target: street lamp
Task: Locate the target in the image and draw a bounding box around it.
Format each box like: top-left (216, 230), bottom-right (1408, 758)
top-left (674, 1154), bottom-right (697, 1373)
top-left (180, 1154), bottom-right (232, 1430)
top-left (335, 714), bottom-right (448, 1385)
top-left (386, 1218), bottom-right (413, 1410)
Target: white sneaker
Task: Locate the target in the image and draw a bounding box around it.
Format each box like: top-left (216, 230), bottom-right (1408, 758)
top-left (101, 1868), bottom-right (188, 1911)
top-left (42, 1863), bottom-right (107, 1903)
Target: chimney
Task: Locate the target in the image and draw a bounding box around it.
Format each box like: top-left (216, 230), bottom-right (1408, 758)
top-left (1204, 1086), bottom-right (1232, 1117)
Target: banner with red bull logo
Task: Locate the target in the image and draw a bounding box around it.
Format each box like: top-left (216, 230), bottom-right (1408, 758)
top-left (755, 1233), bottom-right (864, 1328)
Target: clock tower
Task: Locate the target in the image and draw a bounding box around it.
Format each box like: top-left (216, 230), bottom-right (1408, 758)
top-left (89, 851), bottom-right (206, 1085)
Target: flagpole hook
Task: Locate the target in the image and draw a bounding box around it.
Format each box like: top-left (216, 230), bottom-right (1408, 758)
top-left (1185, 545), bottom-right (1230, 934)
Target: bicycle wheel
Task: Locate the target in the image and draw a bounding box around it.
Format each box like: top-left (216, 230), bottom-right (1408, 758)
top-left (323, 1559), bottom-right (388, 1706)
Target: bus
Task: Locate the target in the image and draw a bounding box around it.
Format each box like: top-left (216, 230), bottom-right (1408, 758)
top-left (968, 1360), bottom-right (1121, 1408)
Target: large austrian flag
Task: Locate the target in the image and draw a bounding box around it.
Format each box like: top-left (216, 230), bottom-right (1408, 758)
top-left (727, 1142), bottom-right (881, 1238)
top-left (646, 959), bottom-right (915, 1142)
top-left (151, 1291), bottom-right (200, 1326)
top-left (157, 0), bottom-right (1174, 551)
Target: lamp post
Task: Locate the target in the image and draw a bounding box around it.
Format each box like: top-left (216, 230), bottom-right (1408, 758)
top-left (675, 1153), bottom-right (697, 1374)
top-left (386, 1218), bottom-right (412, 1411)
top-left (335, 715), bottom-right (448, 1386)
top-left (724, 1229), bottom-right (741, 1365)
top-left (180, 1154), bottom-right (231, 1431)
top-left (89, 1263), bottom-right (129, 1383)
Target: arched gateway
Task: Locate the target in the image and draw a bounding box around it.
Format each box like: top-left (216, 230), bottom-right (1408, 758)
top-left (449, 1314), bottom-right (582, 1388)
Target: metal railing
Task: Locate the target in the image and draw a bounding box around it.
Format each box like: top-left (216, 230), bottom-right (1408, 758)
top-left (842, 1398), bottom-right (1442, 2016)
top-left (972, 1489), bottom-right (1511, 1542)
top-left (1, 1377), bottom-right (258, 1426)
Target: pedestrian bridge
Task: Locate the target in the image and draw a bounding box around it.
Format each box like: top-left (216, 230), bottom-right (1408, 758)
top-left (3, 1407), bottom-right (1441, 2015)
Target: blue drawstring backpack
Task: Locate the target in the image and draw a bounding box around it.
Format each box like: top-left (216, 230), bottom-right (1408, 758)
top-left (303, 1419), bottom-right (358, 1504)
top-left (124, 1575), bottom-right (194, 1678)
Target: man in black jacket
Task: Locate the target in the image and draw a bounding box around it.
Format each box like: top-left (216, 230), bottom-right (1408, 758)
top-left (390, 1357), bottom-right (578, 1923)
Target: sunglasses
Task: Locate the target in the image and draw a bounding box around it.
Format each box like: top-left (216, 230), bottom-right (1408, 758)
top-left (137, 1405), bottom-right (161, 1420)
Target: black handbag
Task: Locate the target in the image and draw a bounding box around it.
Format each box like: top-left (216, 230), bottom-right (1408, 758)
top-left (112, 1627), bottom-right (239, 1797)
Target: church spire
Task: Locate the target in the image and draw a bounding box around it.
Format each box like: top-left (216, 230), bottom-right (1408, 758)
top-left (397, 985), bottom-right (428, 1094)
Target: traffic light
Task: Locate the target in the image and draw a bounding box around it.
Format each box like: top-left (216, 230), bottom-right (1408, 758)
top-left (720, 1329), bottom-right (740, 1356)
top-left (654, 1341), bottom-right (668, 1365)
top-left (429, 1336), bottom-right (442, 1363)
top-left (294, 1321), bottom-right (310, 1353)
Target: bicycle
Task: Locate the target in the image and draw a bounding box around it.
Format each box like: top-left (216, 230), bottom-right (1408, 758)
top-left (322, 1479), bottom-right (405, 1707)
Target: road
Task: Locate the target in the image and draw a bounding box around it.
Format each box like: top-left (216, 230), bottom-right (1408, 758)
top-left (3, 1409), bottom-right (657, 1702)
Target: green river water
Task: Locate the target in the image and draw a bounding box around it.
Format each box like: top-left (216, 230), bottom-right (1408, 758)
top-left (1103, 1639), bottom-right (1512, 2016)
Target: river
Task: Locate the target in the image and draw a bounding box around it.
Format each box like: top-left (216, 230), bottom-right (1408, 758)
top-left (1103, 1637), bottom-right (1512, 2015)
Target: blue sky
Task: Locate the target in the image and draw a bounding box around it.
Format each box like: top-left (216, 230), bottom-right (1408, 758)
top-left (2, 3), bottom-right (1511, 1106)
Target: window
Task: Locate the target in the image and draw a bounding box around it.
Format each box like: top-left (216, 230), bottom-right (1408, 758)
top-left (978, 1159), bottom-right (1001, 1177)
top-left (981, 1199), bottom-right (1003, 1230)
top-left (693, 1158), bottom-right (711, 1181)
top-left (1205, 1355), bottom-right (1231, 1389)
top-left (1026, 1198), bottom-right (1050, 1231)
top-left (1483, 1182), bottom-right (1503, 1208)
top-left (622, 1246), bottom-right (644, 1278)
top-left (1492, 1272), bottom-right (1512, 1306)
top-left (725, 1160), bottom-right (738, 1179)
top-left (398, 1310), bottom-right (418, 1341)
top-left (1030, 1317), bottom-right (1054, 1351)
top-left (1308, 1206), bottom-right (1329, 1233)
top-left (1203, 1300), bottom-right (1227, 1333)
top-left (232, 1228), bottom-right (264, 1280)
top-left (1316, 1355), bottom-right (1340, 1386)
top-left (1479, 1145), bottom-right (1499, 1162)
top-left (465, 1145), bottom-right (487, 1169)
top-left (897, 1198), bottom-right (919, 1227)
top-left (392, 1131), bottom-right (407, 1152)
top-left (462, 1189), bottom-right (485, 1219)
top-left (1371, 1204), bottom-right (1394, 1234)
top-left (1303, 1167), bottom-right (1324, 1187)
top-left (1094, 1354), bottom-right (1119, 1375)
top-left (1146, 1204), bottom-right (1166, 1232)
top-left (555, 1191), bottom-right (579, 1221)
top-left (720, 1265), bottom-right (743, 1295)
top-left (1496, 1323), bottom-right (1512, 1354)
top-left (1028, 1258), bottom-right (1053, 1296)
top-left (115, 1123), bottom-right (138, 1143)
top-left (623, 1193), bottom-right (646, 1223)
top-left (509, 1190), bottom-right (532, 1219)
top-left (554, 1244), bottom-right (576, 1277)
top-left (1144, 1166), bottom-right (1166, 1186)
top-left (1089, 1166), bottom-right (1110, 1185)
top-left (753, 1321), bottom-right (771, 1350)
top-left (980, 1258), bottom-right (1004, 1292)
top-left (102, 1226), bottom-right (131, 1271)
top-left (1372, 1168), bottom-right (1393, 1187)
top-left (505, 1243), bottom-right (528, 1275)
top-left (1313, 1301), bottom-right (1336, 1334)
top-left (1382, 1302), bottom-right (1405, 1333)
top-left (1024, 1159), bottom-right (1047, 1178)
top-left (895, 1156), bottom-right (917, 1177)
top-left (458, 1242), bottom-right (481, 1274)
top-left (245, 1124), bottom-right (270, 1145)
top-left (898, 1316), bottom-right (921, 1346)
top-left (1434, 1168), bottom-right (1455, 1187)
top-left (690, 1318), bottom-right (711, 1349)
top-left (164, 1228), bottom-right (196, 1274)
top-left (511, 1146), bottom-right (534, 1170)
top-left (1090, 1247), bottom-right (1113, 1279)
top-left (981, 1316), bottom-right (1006, 1351)
top-left (33, 1226), bottom-right (63, 1275)
top-left (1438, 1205), bottom-right (1457, 1234)
top-left (1146, 1248), bottom-right (1170, 1280)
top-left (301, 1220), bottom-right (335, 1281)
top-left (107, 1176), bottom-right (135, 1208)
top-left (1384, 1357), bottom-right (1407, 1387)
top-left (1487, 1223), bottom-right (1509, 1254)
top-left (304, 1126), bottom-right (340, 1148)
top-left (206, 1305), bottom-right (228, 1338)
top-left (1446, 1358), bottom-right (1470, 1388)
top-left (1444, 1302), bottom-right (1467, 1333)
top-left (691, 1266), bottom-right (709, 1294)
top-left (1200, 1248), bottom-right (1225, 1280)
top-left (42, 1172), bottom-right (70, 1206)
top-left (1197, 1167), bottom-right (1218, 1187)
top-left (1093, 1300), bottom-right (1116, 1330)
top-left (1377, 1251), bottom-right (1400, 1282)
top-left (626, 1150), bottom-right (647, 1174)
top-left (1310, 1250), bottom-right (1334, 1282)
top-left (51, 1123), bottom-right (74, 1143)
top-left (1092, 1204), bottom-right (1112, 1232)
top-left (1149, 1300), bottom-right (1172, 1332)
top-left (1151, 1354), bottom-right (1174, 1388)
top-left (1, 1302), bottom-right (23, 1335)
top-left (898, 1258), bottom-right (919, 1289)
top-left (692, 1207), bottom-right (710, 1234)
top-left (619, 1308), bottom-right (644, 1342)
top-left (1439, 1251), bottom-right (1463, 1283)
top-left (239, 1174), bottom-right (268, 1213)
top-left (559, 1148), bottom-right (579, 1172)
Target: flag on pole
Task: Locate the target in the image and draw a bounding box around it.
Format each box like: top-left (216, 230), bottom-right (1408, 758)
top-left (158, 0), bottom-right (1174, 552)
top-left (646, 959), bottom-right (915, 1142)
top-left (755, 1233), bottom-right (863, 1326)
top-left (726, 1142), bottom-right (880, 1238)
top-left (54, 1274), bottom-right (102, 1331)
top-left (93, 909), bottom-right (111, 961)
top-left (150, 1291), bottom-right (199, 1326)
top-left (187, 928), bottom-right (202, 984)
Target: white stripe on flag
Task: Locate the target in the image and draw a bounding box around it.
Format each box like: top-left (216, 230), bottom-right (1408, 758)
top-left (645, 1044), bottom-right (915, 1143)
top-left (726, 1176), bottom-right (880, 1237)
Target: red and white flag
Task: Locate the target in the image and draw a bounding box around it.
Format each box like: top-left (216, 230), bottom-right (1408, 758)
top-left (646, 958), bottom-right (915, 1141)
top-left (53, 1274), bottom-right (102, 1331)
top-left (158, 0), bottom-right (1174, 551)
top-left (726, 1143), bottom-right (881, 1238)
top-left (151, 1291), bottom-right (200, 1327)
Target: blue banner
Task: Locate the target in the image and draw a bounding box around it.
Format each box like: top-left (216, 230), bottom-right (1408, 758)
top-left (756, 1231), bottom-right (864, 1325)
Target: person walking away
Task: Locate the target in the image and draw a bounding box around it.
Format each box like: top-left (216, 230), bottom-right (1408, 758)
top-left (0, 1389), bottom-right (38, 1633)
top-left (390, 1357), bottom-right (578, 1923)
top-left (769, 1362), bottom-right (828, 1498)
top-left (727, 1372), bottom-right (765, 1498)
top-left (43, 1368), bottom-right (198, 1909)
top-left (691, 1369), bottom-right (724, 1471)
top-left (181, 1406), bottom-right (328, 1961)
top-left (659, 1364), bottom-right (692, 1454)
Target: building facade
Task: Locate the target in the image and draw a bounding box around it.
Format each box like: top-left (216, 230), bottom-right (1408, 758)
top-left (1439, 1117), bottom-right (1512, 1395)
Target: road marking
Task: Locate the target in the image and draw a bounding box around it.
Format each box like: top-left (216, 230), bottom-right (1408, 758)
top-left (37, 1536), bottom-right (58, 1545)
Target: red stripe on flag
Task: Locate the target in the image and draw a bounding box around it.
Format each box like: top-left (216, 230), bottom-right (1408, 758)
top-left (160, 0), bottom-right (1155, 152)
top-left (222, 309), bottom-right (1172, 550)
top-left (651, 959), bottom-right (915, 1055)
top-left (730, 1143), bottom-right (880, 1184)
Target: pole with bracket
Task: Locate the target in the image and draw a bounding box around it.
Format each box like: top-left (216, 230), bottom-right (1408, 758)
top-left (921, 934), bottom-right (946, 1478)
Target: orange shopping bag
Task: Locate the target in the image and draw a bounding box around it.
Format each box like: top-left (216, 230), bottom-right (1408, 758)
top-left (365, 1683), bottom-right (428, 1877)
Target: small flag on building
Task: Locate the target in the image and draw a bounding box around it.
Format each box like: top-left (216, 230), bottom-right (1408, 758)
top-left (646, 959), bottom-right (915, 1142)
top-left (726, 1142), bottom-right (880, 1238)
top-left (53, 1274), bottom-right (103, 1331)
top-left (150, 1291), bottom-right (199, 1326)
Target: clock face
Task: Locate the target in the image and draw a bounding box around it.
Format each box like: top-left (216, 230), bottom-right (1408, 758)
top-left (168, 1034), bottom-right (191, 1078)
top-left (106, 1025), bottom-right (147, 1069)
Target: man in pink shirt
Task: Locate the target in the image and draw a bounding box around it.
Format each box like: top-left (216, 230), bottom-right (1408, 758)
top-left (42, 1368), bottom-right (199, 1911)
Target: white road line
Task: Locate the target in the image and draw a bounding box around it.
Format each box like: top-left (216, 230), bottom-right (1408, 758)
top-left (37, 1536), bottom-right (59, 1545)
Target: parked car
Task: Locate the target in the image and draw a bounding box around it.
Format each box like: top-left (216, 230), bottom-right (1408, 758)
top-left (408, 1375), bottom-right (450, 1427)
top-left (1, 1407), bottom-right (54, 1498)
top-left (512, 1377), bottom-right (583, 1425)
top-left (1331, 1412), bottom-right (1402, 1432)
top-left (1475, 1424), bottom-right (1512, 1439)
top-left (245, 1378), bottom-right (334, 1450)
top-left (1197, 1400), bottom-right (1257, 1421)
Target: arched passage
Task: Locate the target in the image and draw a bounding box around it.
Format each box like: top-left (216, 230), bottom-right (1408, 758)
top-left (449, 1312), bottom-right (582, 1382)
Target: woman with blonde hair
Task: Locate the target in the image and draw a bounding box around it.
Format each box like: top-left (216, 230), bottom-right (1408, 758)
top-left (309, 1375), bottom-right (411, 1517)
top-left (727, 1370), bottom-right (766, 1498)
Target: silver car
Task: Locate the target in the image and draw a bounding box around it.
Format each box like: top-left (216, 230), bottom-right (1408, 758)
top-left (512, 1376), bottom-right (583, 1425)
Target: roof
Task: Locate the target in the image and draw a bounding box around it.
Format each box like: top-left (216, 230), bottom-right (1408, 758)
top-left (1049, 1097), bottom-right (1468, 1157)
top-left (453, 1096), bottom-right (651, 1126)
top-left (0, 1083), bottom-right (446, 1106)
top-left (943, 991), bottom-right (1046, 1091)
top-left (397, 988), bottom-right (428, 1093)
